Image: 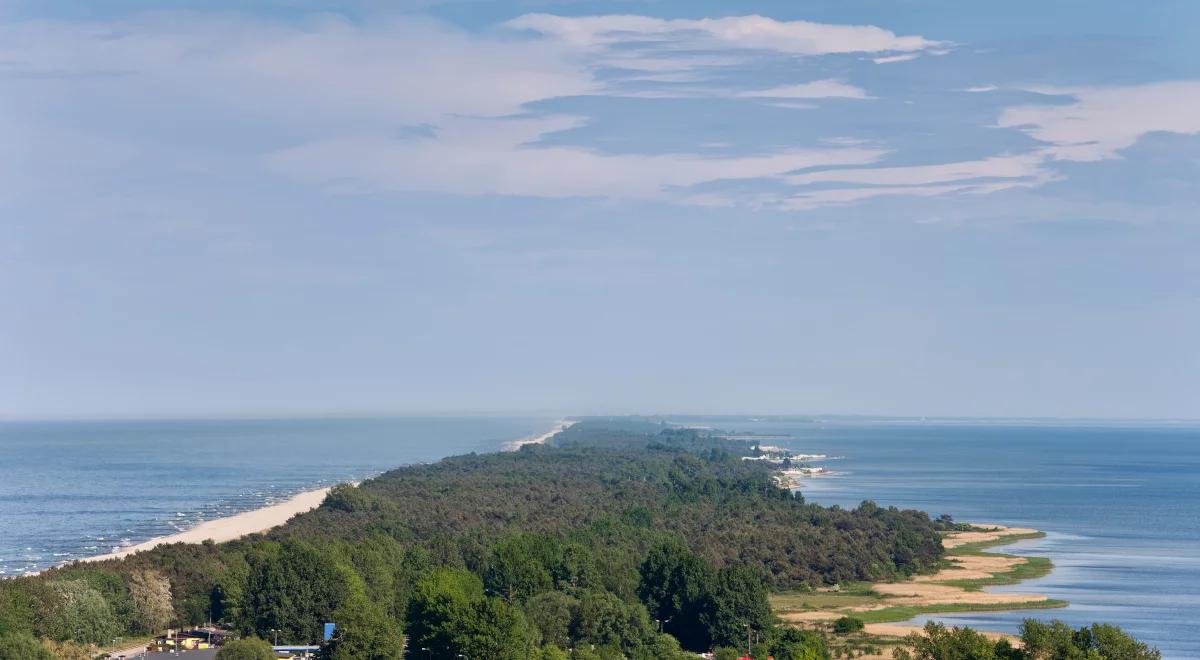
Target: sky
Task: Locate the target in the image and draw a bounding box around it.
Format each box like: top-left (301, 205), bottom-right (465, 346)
top-left (2, 0), bottom-right (1198, 420)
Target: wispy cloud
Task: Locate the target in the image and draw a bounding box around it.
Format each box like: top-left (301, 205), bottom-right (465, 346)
top-left (265, 115), bottom-right (888, 201)
top-left (504, 14), bottom-right (942, 56)
top-left (998, 81), bottom-right (1200, 161)
top-left (873, 53), bottom-right (921, 64)
top-left (780, 153), bottom-right (1056, 208)
top-left (738, 79), bottom-right (872, 99)
top-left (15, 8), bottom-right (1153, 214)
top-left (786, 153), bottom-right (1052, 187)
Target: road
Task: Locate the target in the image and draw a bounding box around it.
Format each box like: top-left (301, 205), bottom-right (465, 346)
top-left (110, 649), bottom-right (219, 660)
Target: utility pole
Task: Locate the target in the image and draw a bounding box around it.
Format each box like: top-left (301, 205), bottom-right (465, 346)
top-left (746, 623), bottom-right (751, 657)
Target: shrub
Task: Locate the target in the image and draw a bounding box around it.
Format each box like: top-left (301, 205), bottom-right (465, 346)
top-left (832, 616), bottom-right (865, 634)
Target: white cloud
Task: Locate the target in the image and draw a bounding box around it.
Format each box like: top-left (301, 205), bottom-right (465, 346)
top-left (961, 84), bottom-right (998, 93)
top-left (505, 14), bottom-right (941, 56)
top-left (998, 81), bottom-right (1200, 161)
top-left (265, 115), bottom-right (888, 201)
top-left (738, 79), bottom-right (871, 99)
top-left (787, 153), bottom-right (1052, 187)
top-left (0, 13), bottom-right (596, 127)
top-left (766, 102), bottom-right (818, 110)
top-left (873, 53), bottom-right (920, 64)
top-left (779, 153), bottom-right (1056, 209)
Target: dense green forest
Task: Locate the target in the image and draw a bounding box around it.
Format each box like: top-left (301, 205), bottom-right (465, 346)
top-left (0, 419), bottom-right (1159, 659)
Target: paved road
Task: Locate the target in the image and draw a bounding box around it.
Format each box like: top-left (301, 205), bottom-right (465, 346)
top-left (111, 650), bottom-right (219, 660)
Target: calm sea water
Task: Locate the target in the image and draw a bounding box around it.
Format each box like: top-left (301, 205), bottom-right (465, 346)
top-left (0, 416), bottom-right (555, 576)
top-left (676, 418), bottom-right (1200, 659)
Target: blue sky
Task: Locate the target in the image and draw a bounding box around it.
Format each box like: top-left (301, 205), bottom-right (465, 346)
top-left (2, 0), bottom-right (1198, 419)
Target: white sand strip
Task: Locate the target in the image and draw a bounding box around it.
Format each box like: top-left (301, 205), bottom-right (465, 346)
top-left (77, 486), bottom-right (336, 564)
top-left (504, 420), bottom-right (576, 451)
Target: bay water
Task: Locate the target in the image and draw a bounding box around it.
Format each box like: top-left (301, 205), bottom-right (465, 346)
top-left (674, 418), bottom-right (1200, 659)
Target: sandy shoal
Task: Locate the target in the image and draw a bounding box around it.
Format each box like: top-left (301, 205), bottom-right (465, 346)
top-left (942, 524), bottom-right (1040, 549)
top-left (780, 524), bottom-right (1048, 622)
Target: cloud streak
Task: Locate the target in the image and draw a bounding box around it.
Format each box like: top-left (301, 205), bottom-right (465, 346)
top-left (504, 14), bottom-right (942, 57)
top-left (738, 79), bottom-right (871, 99)
top-left (999, 81), bottom-right (1200, 161)
top-left (265, 115), bottom-right (888, 201)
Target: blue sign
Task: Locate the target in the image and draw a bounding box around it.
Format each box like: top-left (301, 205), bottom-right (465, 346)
top-left (323, 622), bottom-right (336, 641)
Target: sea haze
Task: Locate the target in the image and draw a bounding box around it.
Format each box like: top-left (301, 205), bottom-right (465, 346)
top-left (674, 417), bottom-right (1199, 660)
top-left (0, 416), bottom-right (556, 576)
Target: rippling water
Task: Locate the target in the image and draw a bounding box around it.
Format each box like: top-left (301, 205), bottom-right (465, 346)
top-left (0, 416), bottom-right (555, 576)
top-left (677, 418), bottom-right (1200, 659)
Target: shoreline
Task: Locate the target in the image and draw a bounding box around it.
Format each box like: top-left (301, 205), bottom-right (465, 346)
top-left (773, 524), bottom-right (1063, 651)
top-left (504, 419), bottom-right (576, 450)
top-left (68, 420), bottom-right (575, 569)
top-left (75, 485), bottom-right (339, 565)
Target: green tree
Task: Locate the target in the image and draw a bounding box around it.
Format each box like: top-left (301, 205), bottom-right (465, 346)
top-left (539, 644), bottom-right (570, 660)
top-left (573, 590), bottom-right (653, 654)
top-left (637, 541), bottom-right (714, 649)
top-left (57, 569), bottom-right (137, 635)
top-left (216, 637), bottom-right (276, 660)
top-left (525, 591), bottom-right (578, 649)
top-left (1088, 623), bottom-right (1161, 660)
top-left (1020, 619), bottom-right (1159, 660)
top-left (485, 534), bottom-right (557, 601)
top-left (455, 596), bottom-right (537, 659)
top-left (406, 568), bottom-right (484, 657)
top-left (0, 632), bottom-right (55, 660)
top-left (700, 564), bottom-right (774, 647)
top-left (127, 569), bottom-right (174, 633)
top-left (0, 585), bottom-right (35, 636)
top-left (320, 570), bottom-right (404, 660)
top-left (245, 541), bottom-right (350, 643)
top-left (37, 579), bottom-right (120, 644)
top-left (770, 626), bottom-right (830, 660)
top-left (893, 621), bottom-right (1008, 660)
top-left (634, 632), bottom-right (695, 660)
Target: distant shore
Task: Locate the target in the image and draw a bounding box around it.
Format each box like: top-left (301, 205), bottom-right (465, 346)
top-left (76, 485), bottom-right (337, 565)
top-left (504, 419), bottom-right (575, 450)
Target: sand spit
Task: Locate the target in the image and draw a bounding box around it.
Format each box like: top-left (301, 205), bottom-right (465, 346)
top-left (504, 420), bottom-right (576, 451)
top-left (778, 524), bottom-right (1052, 623)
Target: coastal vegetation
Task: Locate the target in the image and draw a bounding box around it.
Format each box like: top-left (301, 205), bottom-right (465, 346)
top-left (0, 418), bottom-right (1160, 659)
top-left (892, 620), bottom-right (1160, 660)
top-left (772, 525), bottom-right (1067, 627)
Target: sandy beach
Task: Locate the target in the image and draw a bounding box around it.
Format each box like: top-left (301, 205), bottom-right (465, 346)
top-left (504, 419), bottom-right (576, 450)
top-left (78, 485), bottom-right (336, 564)
top-left (75, 421), bottom-right (575, 566)
top-left (776, 524), bottom-right (1056, 623)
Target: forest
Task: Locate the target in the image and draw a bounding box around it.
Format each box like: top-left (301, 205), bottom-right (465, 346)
top-left (0, 419), bottom-right (1157, 659)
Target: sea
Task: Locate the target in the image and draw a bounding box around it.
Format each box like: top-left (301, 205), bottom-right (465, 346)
top-left (2, 416), bottom-right (1197, 657)
top-left (671, 417), bottom-right (1200, 659)
top-left (0, 416), bottom-right (556, 577)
